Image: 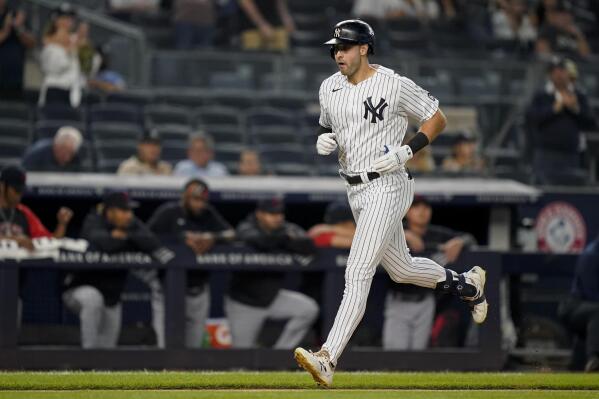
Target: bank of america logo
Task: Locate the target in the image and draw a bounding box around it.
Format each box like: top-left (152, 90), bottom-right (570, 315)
top-left (363, 96), bottom-right (388, 123)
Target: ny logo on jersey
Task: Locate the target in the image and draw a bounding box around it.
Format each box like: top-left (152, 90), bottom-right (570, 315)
top-left (363, 96), bottom-right (388, 123)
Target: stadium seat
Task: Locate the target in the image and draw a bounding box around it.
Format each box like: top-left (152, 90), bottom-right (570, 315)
top-left (37, 104), bottom-right (84, 123)
top-left (160, 141), bottom-right (188, 164)
top-left (0, 119), bottom-right (32, 142)
top-left (0, 102), bottom-right (31, 121)
top-left (95, 140), bottom-right (138, 173)
top-left (89, 103), bottom-right (142, 125)
top-left (106, 91), bottom-right (154, 107)
top-left (208, 125), bottom-right (246, 146)
top-left (249, 125), bottom-right (299, 146)
top-left (152, 124), bottom-right (192, 143)
top-left (245, 107), bottom-right (297, 129)
top-left (144, 104), bottom-right (191, 127)
top-left (193, 106), bottom-right (243, 128)
top-left (89, 122), bottom-right (143, 143)
top-left (0, 136), bottom-right (28, 161)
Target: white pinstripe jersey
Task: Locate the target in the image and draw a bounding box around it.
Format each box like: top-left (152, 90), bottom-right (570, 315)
top-left (318, 65), bottom-right (439, 174)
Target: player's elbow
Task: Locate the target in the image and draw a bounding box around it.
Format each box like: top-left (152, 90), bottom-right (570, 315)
top-left (436, 109), bottom-right (448, 131)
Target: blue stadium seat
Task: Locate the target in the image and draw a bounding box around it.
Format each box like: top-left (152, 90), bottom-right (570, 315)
top-left (249, 125), bottom-right (299, 146)
top-left (0, 119), bottom-right (32, 142)
top-left (208, 125), bottom-right (246, 146)
top-left (95, 139), bottom-right (138, 173)
top-left (89, 103), bottom-right (142, 125)
top-left (144, 104), bottom-right (191, 127)
top-left (152, 124), bottom-right (192, 143)
top-left (37, 104), bottom-right (85, 123)
top-left (0, 102), bottom-right (31, 121)
top-left (89, 122), bottom-right (143, 143)
top-left (193, 106), bottom-right (242, 128)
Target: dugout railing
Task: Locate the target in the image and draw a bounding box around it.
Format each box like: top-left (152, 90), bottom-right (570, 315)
top-left (0, 247), bottom-right (505, 371)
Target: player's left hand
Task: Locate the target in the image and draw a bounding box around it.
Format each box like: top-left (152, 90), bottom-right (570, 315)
top-left (372, 145), bottom-right (413, 174)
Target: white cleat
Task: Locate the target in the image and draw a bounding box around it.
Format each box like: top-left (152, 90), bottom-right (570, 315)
top-left (461, 266), bottom-right (488, 324)
top-left (294, 347), bottom-right (334, 388)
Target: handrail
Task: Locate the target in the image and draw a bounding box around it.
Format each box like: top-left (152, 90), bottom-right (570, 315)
top-left (23, 0), bottom-right (147, 86)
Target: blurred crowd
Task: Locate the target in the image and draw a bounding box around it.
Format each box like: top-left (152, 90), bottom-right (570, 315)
top-left (0, 0), bottom-right (597, 184)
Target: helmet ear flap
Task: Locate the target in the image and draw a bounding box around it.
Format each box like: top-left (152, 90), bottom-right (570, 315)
top-left (330, 46), bottom-right (335, 60)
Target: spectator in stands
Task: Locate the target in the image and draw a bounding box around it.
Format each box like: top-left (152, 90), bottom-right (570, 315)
top-left (238, 0), bottom-right (295, 51)
top-left (559, 234), bottom-right (599, 372)
top-left (0, 0), bottom-right (36, 100)
top-left (308, 201), bottom-right (355, 250)
top-left (535, 0), bottom-right (591, 59)
top-left (383, 195), bottom-right (475, 350)
top-left (237, 148), bottom-right (263, 176)
top-left (148, 178), bottom-right (235, 348)
top-left (38, 3), bottom-right (85, 108)
top-left (440, 133), bottom-right (486, 174)
top-left (63, 190), bottom-right (173, 348)
top-left (22, 126), bottom-right (91, 172)
top-left (174, 133), bottom-right (229, 177)
top-left (525, 57), bottom-right (596, 185)
top-left (117, 134), bottom-right (172, 176)
top-left (87, 47), bottom-right (126, 93)
top-left (353, 0), bottom-right (455, 22)
top-left (491, 0), bottom-right (537, 45)
top-left (225, 197), bottom-right (319, 348)
top-left (173, 0), bottom-right (216, 49)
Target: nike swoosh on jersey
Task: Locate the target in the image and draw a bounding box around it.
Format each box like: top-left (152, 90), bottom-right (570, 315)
top-left (332, 88), bottom-right (343, 92)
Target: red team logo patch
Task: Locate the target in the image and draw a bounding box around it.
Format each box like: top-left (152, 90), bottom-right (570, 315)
top-left (536, 201), bottom-right (587, 253)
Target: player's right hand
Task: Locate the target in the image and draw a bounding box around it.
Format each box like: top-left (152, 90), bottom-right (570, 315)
top-left (316, 133), bottom-right (337, 155)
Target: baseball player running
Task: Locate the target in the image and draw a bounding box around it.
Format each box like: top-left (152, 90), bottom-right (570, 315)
top-left (294, 19), bottom-right (488, 387)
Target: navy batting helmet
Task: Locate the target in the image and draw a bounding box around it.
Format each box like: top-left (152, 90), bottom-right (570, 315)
top-left (325, 19), bottom-right (375, 59)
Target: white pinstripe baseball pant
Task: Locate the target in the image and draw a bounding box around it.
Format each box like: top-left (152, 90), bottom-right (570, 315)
top-left (322, 171), bottom-right (446, 364)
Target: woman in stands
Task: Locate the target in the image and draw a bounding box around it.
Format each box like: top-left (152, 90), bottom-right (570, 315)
top-left (38, 3), bottom-right (84, 108)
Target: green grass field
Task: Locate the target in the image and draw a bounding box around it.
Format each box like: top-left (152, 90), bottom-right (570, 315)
top-left (1, 372), bottom-right (598, 399)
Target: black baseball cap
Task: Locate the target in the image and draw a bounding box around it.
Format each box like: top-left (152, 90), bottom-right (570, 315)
top-left (324, 201), bottom-right (353, 224)
top-left (257, 197), bottom-right (285, 214)
top-left (412, 194), bottom-right (430, 207)
top-left (140, 130), bottom-right (161, 145)
top-left (103, 190), bottom-right (138, 210)
top-left (453, 133), bottom-right (476, 146)
top-left (0, 165), bottom-right (26, 193)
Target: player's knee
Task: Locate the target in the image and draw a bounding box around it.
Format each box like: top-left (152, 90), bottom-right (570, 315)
top-left (77, 286), bottom-right (104, 310)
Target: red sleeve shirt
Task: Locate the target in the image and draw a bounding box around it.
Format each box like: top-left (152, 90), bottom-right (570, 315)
top-left (16, 204), bottom-right (52, 238)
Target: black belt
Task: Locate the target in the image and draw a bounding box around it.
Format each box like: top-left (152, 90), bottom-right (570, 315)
top-left (340, 172), bottom-right (381, 185)
top-left (340, 168), bottom-right (413, 185)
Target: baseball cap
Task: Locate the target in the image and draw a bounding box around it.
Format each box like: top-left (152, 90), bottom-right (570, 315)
top-left (324, 201), bottom-right (353, 224)
top-left (140, 130), bottom-right (161, 145)
top-left (0, 165), bottom-right (26, 193)
top-left (412, 194), bottom-right (430, 207)
top-left (548, 55), bottom-right (567, 69)
top-left (257, 197), bottom-right (285, 214)
top-left (184, 178), bottom-right (209, 199)
top-left (103, 190), bottom-right (138, 210)
top-left (453, 133), bottom-right (476, 146)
